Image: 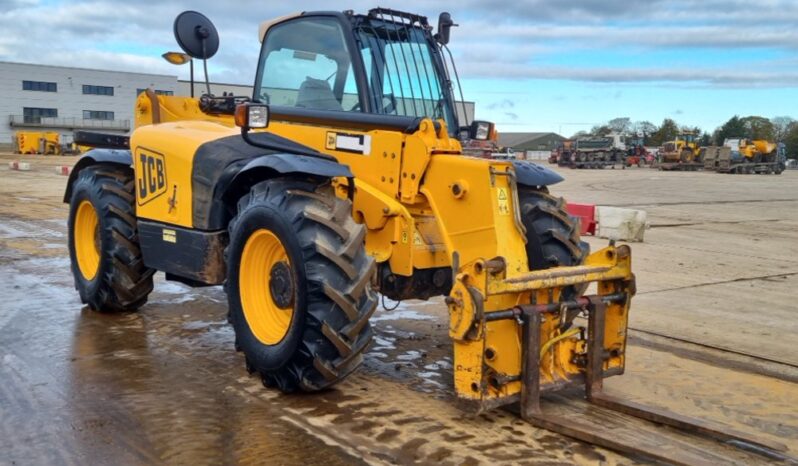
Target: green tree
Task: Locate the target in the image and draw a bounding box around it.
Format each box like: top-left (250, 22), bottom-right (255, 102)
top-left (741, 116), bottom-right (775, 140)
top-left (590, 124), bottom-right (611, 136)
top-left (771, 116), bottom-right (795, 142)
top-left (649, 118), bottom-right (679, 146)
top-left (632, 120), bottom-right (657, 144)
top-left (713, 115), bottom-right (746, 145)
top-left (607, 117), bottom-right (631, 134)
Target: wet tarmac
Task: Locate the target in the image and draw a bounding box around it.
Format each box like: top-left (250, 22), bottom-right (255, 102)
top-left (2, 154), bottom-right (798, 465)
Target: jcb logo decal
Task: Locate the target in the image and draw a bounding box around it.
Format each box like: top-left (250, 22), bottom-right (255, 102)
top-left (136, 149), bottom-right (167, 205)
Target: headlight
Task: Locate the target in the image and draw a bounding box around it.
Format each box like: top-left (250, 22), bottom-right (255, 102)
top-left (475, 122), bottom-right (490, 140)
top-left (235, 103), bottom-right (270, 129)
top-left (469, 120), bottom-right (495, 141)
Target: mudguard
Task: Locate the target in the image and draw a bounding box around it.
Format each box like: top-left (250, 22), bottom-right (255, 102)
top-left (197, 152), bottom-right (354, 230)
top-left (63, 149), bottom-right (132, 203)
top-left (512, 160), bottom-right (563, 187)
top-left (233, 152), bottom-right (354, 181)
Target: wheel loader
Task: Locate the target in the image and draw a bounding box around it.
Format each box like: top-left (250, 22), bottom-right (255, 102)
top-left (64, 8), bottom-right (787, 462)
top-left (658, 130), bottom-right (702, 170)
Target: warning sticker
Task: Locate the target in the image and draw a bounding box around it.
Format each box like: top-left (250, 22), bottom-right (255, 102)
top-left (401, 231), bottom-right (409, 244)
top-left (496, 187), bottom-right (511, 216)
top-left (413, 231), bottom-right (424, 246)
top-left (162, 228), bottom-right (177, 243)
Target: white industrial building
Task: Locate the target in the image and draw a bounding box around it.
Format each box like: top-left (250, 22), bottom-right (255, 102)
top-left (0, 61), bottom-right (177, 148)
top-left (1, 61), bottom-right (474, 151)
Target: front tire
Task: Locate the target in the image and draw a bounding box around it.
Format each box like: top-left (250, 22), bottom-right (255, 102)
top-left (226, 178), bottom-right (377, 393)
top-left (519, 188), bottom-right (588, 271)
top-left (67, 164), bottom-right (154, 312)
top-left (518, 187), bottom-right (589, 305)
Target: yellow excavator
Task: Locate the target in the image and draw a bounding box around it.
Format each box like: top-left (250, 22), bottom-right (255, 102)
top-left (62, 9), bottom-right (787, 463)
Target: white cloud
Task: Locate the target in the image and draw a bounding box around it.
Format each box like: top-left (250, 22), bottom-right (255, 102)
top-left (0, 0), bottom-right (796, 89)
top-left (458, 61), bottom-right (798, 87)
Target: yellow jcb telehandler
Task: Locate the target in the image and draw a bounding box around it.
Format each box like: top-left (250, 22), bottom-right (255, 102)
top-left (64, 9), bottom-right (787, 463)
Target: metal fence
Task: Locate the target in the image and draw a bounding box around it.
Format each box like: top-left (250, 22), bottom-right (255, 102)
top-left (9, 115), bottom-right (130, 131)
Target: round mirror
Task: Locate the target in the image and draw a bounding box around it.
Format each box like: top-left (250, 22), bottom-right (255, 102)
top-left (173, 10), bottom-right (219, 59)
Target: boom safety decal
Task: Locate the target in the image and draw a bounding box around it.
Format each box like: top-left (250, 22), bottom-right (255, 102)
top-left (496, 187), bottom-right (511, 216)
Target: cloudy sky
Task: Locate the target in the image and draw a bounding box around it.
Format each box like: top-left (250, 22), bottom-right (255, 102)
top-left (1, 0), bottom-right (796, 135)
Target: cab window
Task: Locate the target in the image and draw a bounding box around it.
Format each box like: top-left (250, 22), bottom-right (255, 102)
top-left (258, 17), bottom-right (360, 112)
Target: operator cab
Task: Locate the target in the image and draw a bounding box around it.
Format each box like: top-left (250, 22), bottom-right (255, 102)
top-left (254, 9), bottom-right (462, 135)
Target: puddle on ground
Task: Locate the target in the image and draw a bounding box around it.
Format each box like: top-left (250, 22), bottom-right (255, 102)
top-left (1, 213), bottom-right (796, 465)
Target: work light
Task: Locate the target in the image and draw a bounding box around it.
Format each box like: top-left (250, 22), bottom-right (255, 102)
top-left (235, 103), bottom-right (270, 129)
top-left (470, 120), bottom-right (495, 141)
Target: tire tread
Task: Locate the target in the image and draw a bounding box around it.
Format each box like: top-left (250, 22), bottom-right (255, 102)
top-left (228, 178), bottom-right (376, 392)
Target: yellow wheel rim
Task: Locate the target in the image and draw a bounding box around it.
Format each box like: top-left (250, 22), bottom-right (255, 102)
top-left (239, 229), bottom-right (294, 345)
top-left (74, 200), bottom-right (101, 280)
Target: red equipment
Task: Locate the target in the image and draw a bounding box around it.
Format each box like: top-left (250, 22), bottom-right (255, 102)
top-left (566, 202), bottom-right (596, 236)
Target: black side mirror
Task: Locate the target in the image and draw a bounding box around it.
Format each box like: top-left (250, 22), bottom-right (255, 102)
top-left (435, 12), bottom-right (457, 45)
top-left (173, 10), bottom-right (219, 59)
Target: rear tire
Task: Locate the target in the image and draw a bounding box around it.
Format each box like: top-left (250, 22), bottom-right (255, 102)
top-left (67, 164), bottom-right (154, 312)
top-left (226, 178), bottom-right (377, 393)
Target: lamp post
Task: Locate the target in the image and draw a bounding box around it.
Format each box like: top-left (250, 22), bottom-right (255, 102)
top-left (161, 51), bottom-right (194, 97)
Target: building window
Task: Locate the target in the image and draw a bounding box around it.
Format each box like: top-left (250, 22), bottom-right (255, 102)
top-left (22, 80), bottom-right (57, 92)
top-left (83, 110), bottom-right (114, 120)
top-left (136, 89), bottom-right (174, 96)
top-left (83, 85), bottom-right (114, 96)
top-left (23, 107), bottom-right (58, 123)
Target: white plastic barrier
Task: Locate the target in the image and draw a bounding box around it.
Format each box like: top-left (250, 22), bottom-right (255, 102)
top-left (8, 161), bottom-right (31, 171)
top-left (596, 206), bottom-right (648, 242)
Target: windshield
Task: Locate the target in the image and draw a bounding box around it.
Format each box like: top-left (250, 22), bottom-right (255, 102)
top-left (354, 18), bottom-right (457, 131)
top-left (257, 17), bottom-right (360, 111)
top-left (724, 138), bottom-right (741, 149)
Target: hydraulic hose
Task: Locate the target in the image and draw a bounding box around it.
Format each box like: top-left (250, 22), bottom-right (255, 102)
top-left (540, 327), bottom-right (582, 361)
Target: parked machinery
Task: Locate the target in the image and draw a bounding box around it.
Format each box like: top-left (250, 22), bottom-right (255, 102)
top-left (563, 132), bottom-right (626, 169)
top-left (15, 131), bottom-right (61, 155)
top-left (624, 145), bottom-right (654, 168)
top-left (701, 145), bottom-right (728, 171)
top-left (549, 139), bottom-right (574, 164)
top-left (657, 131), bottom-right (702, 170)
top-left (61, 8), bottom-right (786, 462)
top-left (713, 138), bottom-right (784, 174)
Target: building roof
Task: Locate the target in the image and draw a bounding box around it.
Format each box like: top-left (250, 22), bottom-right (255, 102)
top-left (177, 79), bottom-right (253, 88)
top-left (0, 60), bottom-right (176, 79)
top-left (499, 132), bottom-right (562, 148)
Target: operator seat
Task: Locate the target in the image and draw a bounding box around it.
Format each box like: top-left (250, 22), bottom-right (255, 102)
top-left (295, 77), bottom-right (343, 111)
